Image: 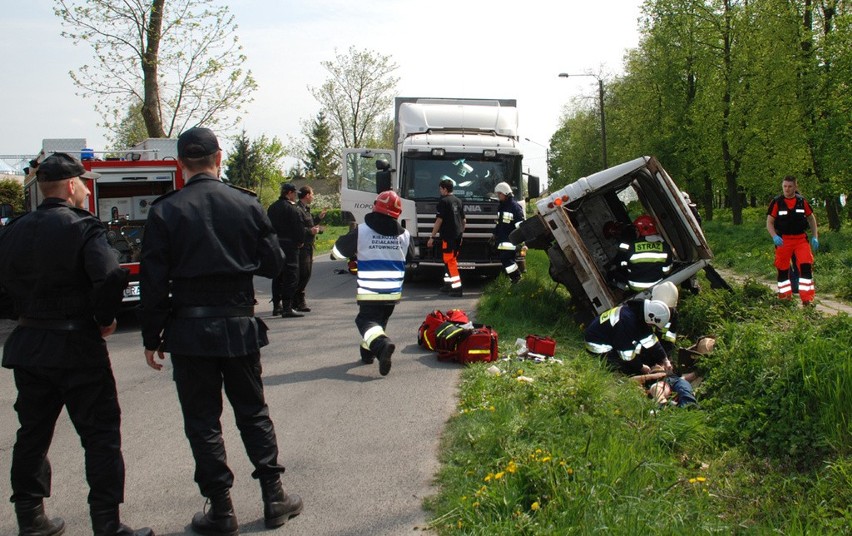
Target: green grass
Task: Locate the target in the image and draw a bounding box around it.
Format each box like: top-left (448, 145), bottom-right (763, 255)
top-left (703, 207), bottom-right (852, 300)
top-left (425, 249), bottom-right (852, 534)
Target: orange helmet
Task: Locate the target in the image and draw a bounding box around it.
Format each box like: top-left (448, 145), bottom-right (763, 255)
top-left (633, 215), bottom-right (658, 237)
top-left (373, 190), bottom-right (402, 219)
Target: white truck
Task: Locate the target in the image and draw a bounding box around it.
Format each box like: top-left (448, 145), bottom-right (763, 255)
top-left (509, 156), bottom-right (728, 320)
top-left (340, 97), bottom-right (540, 278)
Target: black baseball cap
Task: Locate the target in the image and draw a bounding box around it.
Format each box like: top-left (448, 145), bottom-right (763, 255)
top-left (177, 127), bottom-right (221, 158)
top-left (281, 183), bottom-right (297, 193)
top-left (36, 153), bottom-right (100, 182)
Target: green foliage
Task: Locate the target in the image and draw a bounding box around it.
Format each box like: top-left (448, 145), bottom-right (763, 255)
top-left (109, 100), bottom-right (149, 149)
top-left (704, 207), bottom-right (852, 300)
top-left (224, 131), bottom-right (287, 207)
top-left (552, 0), bottom-right (852, 227)
top-left (55, 0), bottom-right (257, 139)
top-left (301, 111), bottom-right (338, 182)
top-left (427, 249), bottom-right (851, 533)
top-left (0, 178), bottom-right (24, 212)
top-left (310, 46), bottom-right (399, 149)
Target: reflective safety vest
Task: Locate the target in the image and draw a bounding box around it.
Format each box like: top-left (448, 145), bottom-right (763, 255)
top-left (770, 195), bottom-right (809, 235)
top-left (494, 197), bottom-right (525, 251)
top-left (354, 224), bottom-right (410, 302)
top-left (618, 237), bottom-right (673, 291)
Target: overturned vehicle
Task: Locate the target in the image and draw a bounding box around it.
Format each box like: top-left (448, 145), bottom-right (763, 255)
top-left (510, 156), bottom-right (728, 320)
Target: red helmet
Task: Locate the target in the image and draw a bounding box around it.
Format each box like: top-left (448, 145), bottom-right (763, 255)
top-left (633, 215), bottom-right (658, 237)
top-left (373, 190), bottom-right (402, 219)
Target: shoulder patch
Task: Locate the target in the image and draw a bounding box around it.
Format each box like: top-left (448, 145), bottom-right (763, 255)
top-left (151, 189), bottom-right (180, 205)
top-left (228, 184), bottom-right (258, 197)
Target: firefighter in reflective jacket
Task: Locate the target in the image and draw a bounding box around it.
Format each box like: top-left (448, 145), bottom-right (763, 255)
top-left (584, 299), bottom-right (672, 375)
top-left (331, 191), bottom-right (413, 376)
top-left (612, 215), bottom-right (673, 292)
top-left (491, 182), bottom-right (525, 284)
top-left (766, 175), bottom-right (818, 305)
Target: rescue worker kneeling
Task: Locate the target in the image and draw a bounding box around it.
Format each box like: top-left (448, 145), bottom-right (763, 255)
top-left (611, 215), bottom-right (673, 292)
top-left (330, 191), bottom-right (413, 376)
top-left (584, 299), bottom-right (673, 375)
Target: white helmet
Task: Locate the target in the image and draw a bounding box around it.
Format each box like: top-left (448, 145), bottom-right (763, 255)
top-left (651, 281), bottom-right (679, 308)
top-left (643, 299), bottom-right (671, 327)
top-left (493, 182), bottom-right (512, 196)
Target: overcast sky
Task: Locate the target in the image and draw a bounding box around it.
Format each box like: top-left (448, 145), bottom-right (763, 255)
top-left (1, 0), bottom-right (645, 182)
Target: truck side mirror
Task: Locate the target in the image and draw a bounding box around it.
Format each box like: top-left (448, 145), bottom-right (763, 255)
top-left (375, 159), bottom-right (392, 193)
top-left (527, 175), bottom-right (541, 200)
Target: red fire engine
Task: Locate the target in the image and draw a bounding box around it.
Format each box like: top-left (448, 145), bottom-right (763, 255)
top-left (24, 138), bottom-right (185, 302)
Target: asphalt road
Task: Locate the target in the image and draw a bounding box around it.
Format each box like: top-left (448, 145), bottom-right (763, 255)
top-left (0, 257), bottom-right (488, 535)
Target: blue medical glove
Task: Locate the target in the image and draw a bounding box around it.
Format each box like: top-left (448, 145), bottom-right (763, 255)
top-left (811, 237), bottom-right (819, 251)
top-left (772, 235), bottom-right (783, 247)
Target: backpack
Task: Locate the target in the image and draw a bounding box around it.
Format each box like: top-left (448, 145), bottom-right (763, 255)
top-left (418, 308), bottom-right (471, 351)
top-left (445, 324), bottom-right (499, 364)
top-left (418, 310), bottom-right (449, 351)
top-left (434, 321), bottom-right (469, 359)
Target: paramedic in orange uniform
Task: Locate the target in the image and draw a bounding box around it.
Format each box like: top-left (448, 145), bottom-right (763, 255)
top-left (766, 175), bottom-right (819, 305)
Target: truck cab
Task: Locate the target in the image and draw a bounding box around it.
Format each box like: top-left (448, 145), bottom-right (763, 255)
top-left (340, 97), bottom-right (540, 278)
top-left (510, 156), bottom-right (726, 320)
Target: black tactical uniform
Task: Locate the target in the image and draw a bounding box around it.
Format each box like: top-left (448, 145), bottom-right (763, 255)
top-left (139, 172), bottom-right (287, 492)
top-left (0, 181), bottom-right (144, 535)
top-left (267, 186), bottom-right (305, 317)
top-left (293, 198), bottom-right (324, 311)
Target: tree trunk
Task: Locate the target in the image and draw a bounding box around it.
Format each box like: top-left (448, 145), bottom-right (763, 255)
top-left (141, 0), bottom-right (166, 138)
top-left (702, 174), bottom-right (714, 222)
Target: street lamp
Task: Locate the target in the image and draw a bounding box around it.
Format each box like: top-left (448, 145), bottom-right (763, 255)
top-left (558, 72), bottom-right (607, 169)
top-left (523, 137), bottom-right (550, 167)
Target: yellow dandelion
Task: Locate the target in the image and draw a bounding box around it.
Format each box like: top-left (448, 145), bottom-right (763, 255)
top-left (506, 461), bottom-right (518, 473)
top-left (473, 501), bottom-right (480, 508)
top-left (484, 473), bottom-right (493, 482)
top-left (457, 520), bottom-right (463, 529)
top-left (531, 501), bottom-right (540, 511)
top-left (535, 448), bottom-right (542, 454)
top-left (489, 405), bottom-right (496, 411)
top-left (689, 478), bottom-right (697, 484)
top-left (566, 467), bottom-right (574, 475)
top-left (696, 476), bottom-right (706, 483)
top-left (494, 471), bottom-right (505, 480)
top-left (517, 369), bottom-right (524, 376)
top-left (540, 456), bottom-right (552, 463)
top-left (461, 496), bottom-right (468, 501)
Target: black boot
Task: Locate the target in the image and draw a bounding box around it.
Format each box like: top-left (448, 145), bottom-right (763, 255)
top-left (370, 336), bottom-right (395, 376)
top-left (15, 499), bottom-right (65, 536)
top-left (359, 346), bottom-right (375, 365)
top-left (90, 505), bottom-right (153, 536)
top-left (260, 477), bottom-right (303, 529)
top-left (190, 491), bottom-right (238, 536)
top-left (271, 302), bottom-right (282, 316)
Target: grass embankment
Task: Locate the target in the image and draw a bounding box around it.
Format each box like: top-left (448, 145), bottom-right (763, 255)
top-left (703, 207), bottom-right (852, 300)
top-left (424, 248), bottom-right (852, 534)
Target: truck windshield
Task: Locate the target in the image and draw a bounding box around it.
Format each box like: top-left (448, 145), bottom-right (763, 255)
top-left (400, 154), bottom-right (521, 202)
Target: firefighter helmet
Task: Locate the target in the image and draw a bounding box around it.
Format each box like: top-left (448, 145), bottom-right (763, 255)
top-left (643, 299), bottom-right (671, 327)
top-left (493, 182), bottom-right (513, 196)
top-left (651, 281), bottom-right (679, 308)
top-left (373, 190), bottom-right (402, 219)
top-left (633, 215), bottom-right (659, 237)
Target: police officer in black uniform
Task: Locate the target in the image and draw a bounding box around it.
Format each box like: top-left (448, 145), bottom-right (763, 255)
top-left (138, 128), bottom-right (302, 535)
top-left (0, 153), bottom-right (152, 536)
top-left (267, 183), bottom-right (305, 318)
top-left (293, 185), bottom-right (326, 312)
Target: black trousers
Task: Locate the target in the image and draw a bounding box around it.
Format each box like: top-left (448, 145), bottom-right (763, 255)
top-left (10, 366), bottom-right (125, 506)
top-left (294, 246), bottom-right (314, 308)
top-left (355, 302), bottom-right (396, 355)
top-left (272, 243), bottom-right (300, 308)
top-left (171, 353), bottom-right (284, 498)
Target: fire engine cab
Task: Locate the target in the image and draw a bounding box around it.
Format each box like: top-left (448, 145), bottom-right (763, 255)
top-left (24, 138), bottom-right (184, 302)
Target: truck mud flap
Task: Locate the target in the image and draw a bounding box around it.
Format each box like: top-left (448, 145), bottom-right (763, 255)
top-left (703, 264), bottom-right (732, 291)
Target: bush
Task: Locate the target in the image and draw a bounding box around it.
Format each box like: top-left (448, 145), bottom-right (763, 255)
top-left (0, 178), bottom-right (24, 213)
